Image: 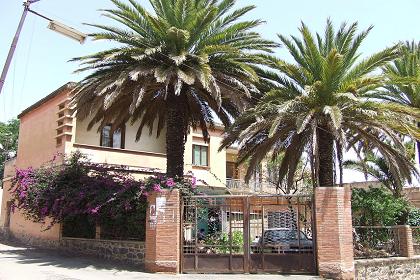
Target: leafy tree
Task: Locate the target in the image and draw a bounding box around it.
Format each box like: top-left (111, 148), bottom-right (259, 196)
top-left (0, 119), bottom-right (19, 180)
top-left (352, 187), bottom-right (409, 226)
top-left (264, 154), bottom-right (312, 194)
top-left (221, 20), bottom-right (420, 188)
top-left (70, 0), bottom-right (277, 179)
top-left (371, 41), bottom-right (420, 163)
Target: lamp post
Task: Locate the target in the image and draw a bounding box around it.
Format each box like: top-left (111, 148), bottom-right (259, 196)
top-left (0, 0), bottom-right (86, 95)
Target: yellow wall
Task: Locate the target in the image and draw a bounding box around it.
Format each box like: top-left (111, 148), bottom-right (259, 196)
top-left (185, 128), bottom-right (227, 188)
top-left (74, 118), bottom-right (166, 154)
top-left (73, 117), bottom-right (228, 188)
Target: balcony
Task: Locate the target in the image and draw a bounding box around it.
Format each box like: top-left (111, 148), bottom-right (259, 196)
top-left (226, 178), bottom-right (278, 194)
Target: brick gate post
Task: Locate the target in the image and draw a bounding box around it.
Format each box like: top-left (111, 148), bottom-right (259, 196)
top-left (314, 186), bottom-right (355, 280)
top-left (396, 225), bottom-right (414, 258)
top-left (145, 189), bottom-right (181, 273)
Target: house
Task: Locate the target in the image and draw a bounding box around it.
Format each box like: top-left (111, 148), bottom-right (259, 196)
top-left (0, 82), bottom-right (280, 245)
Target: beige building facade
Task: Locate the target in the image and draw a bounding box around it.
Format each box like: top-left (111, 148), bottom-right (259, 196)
top-left (0, 82), bottom-right (246, 244)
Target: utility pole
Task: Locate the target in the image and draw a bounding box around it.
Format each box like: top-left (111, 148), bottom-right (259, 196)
top-left (0, 0), bottom-right (86, 95)
top-left (0, 1), bottom-right (37, 95)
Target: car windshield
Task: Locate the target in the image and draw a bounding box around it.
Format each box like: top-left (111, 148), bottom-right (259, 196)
top-left (264, 229), bottom-right (306, 241)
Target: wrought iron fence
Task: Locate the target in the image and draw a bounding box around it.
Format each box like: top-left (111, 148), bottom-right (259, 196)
top-left (225, 178), bottom-right (278, 193)
top-left (412, 226), bottom-right (420, 244)
top-left (182, 195), bottom-right (315, 273)
top-left (412, 226), bottom-right (420, 255)
top-left (353, 226), bottom-right (400, 259)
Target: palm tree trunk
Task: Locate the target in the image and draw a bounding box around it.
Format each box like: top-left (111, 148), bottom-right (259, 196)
top-left (317, 125), bottom-right (335, 187)
top-left (417, 122), bottom-right (420, 165)
top-left (417, 140), bottom-right (420, 165)
top-left (166, 93), bottom-right (187, 179)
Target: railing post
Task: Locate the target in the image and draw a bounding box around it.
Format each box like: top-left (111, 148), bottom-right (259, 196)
top-left (396, 225), bottom-right (414, 258)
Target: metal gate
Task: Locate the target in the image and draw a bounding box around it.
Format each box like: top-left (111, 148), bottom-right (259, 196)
top-left (181, 195), bottom-right (316, 274)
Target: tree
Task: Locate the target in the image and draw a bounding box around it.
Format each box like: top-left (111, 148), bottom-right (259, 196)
top-left (264, 153), bottom-right (312, 194)
top-left (221, 20), bottom-right (420, 188)
top-left (70, 0), bottom-right (277, 179)
top-left (371, 41), bottom-right (420, 163)
top-left (344, 149), bottom-right (417, 198)
top-left (0, 119), bottom-right (19, 179)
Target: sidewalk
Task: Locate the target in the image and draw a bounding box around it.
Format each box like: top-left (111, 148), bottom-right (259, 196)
top-left (0, 241), bottom-right (320, 280)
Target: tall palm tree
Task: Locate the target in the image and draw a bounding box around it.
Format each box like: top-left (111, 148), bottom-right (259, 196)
top-left (221, 20), bottom-right (420, 188)
top-left (70, 0), bottom-right (277, 179)
top-left (371, 41), bottom-right (420, 163)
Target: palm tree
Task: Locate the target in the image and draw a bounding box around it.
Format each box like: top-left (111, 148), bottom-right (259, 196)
top-left (371, 41), bottom-right (420, 163)
top-left (70, 0), bottom-right (277, 179)
top-left (344, 149), bottom-right (417, 198)
top-left (221, 20), bottom-right (420, 188)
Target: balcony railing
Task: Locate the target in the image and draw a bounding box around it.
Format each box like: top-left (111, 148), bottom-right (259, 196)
top-left (226, 178), bottom-right (278, 194)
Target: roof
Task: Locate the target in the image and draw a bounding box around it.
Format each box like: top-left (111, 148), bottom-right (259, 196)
top-left (18, 82), bottom-right (76, 119)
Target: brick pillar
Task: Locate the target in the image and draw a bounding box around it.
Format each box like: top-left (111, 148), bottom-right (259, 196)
top-left (396, 225), bottom-right (414, 257)
top-left (145, 189), bottom-right (181, 273)
top-left (314, 186), bottom-right (354, 280)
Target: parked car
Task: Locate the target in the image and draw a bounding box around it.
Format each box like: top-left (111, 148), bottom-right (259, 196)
top-left (251, 228), bottom-right (313, 253)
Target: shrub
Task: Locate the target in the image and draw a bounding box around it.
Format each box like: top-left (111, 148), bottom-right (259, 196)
top-left (10, 152), bottom-right (197, 234)
top-left (352, 187), bottom-right (410, 226)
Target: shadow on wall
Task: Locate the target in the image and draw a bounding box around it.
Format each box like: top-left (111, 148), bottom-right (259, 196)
top-left (0, 239), bottom-right (144, 272)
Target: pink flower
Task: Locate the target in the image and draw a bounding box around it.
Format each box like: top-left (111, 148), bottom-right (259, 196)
top-left (191, 176), bottom-right (197, 187)
top-left (40, 207), bottom-right (48, 216)
top-left (19, 191), bottom-right (27, 199)
top-left (143, 191), bottom-right (149, 197)
top-left (166, 178), bottom-right (175, 187)
top-left (90, 206), bottom-right (100, 214)
top-left (153, 184), bottom-right (162, 192)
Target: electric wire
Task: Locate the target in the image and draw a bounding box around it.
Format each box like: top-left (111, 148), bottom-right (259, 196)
top-left (19, 15), bottom-right (37, 112)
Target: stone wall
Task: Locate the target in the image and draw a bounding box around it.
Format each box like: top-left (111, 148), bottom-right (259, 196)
top-left (61, 237), bottom-right (145, 265)
top-left (355, 256), bottom-right (420, 280)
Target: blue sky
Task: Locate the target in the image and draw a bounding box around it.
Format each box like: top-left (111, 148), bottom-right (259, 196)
top-left (1, 0), bottom-right (420, 183)
top-left (1, 0), bottom-right (420, 122)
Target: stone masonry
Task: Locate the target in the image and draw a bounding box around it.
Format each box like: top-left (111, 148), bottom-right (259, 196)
top-left (60, 237), bottom-right (145, 265)
top-left (355, 256), bottom-right (420, 280)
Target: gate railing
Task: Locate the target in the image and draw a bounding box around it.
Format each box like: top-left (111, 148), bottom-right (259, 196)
top-left (181, 194), bottom-right (315, 274)
top-left (412, 226), bottom-right (420, 255)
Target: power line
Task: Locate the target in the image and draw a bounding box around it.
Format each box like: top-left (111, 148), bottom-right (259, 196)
top-left (19, 15), bottom-right (37, 111)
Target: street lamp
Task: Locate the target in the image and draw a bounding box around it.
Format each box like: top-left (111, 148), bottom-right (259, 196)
top-left (0, 0), bottom-right (87, 95)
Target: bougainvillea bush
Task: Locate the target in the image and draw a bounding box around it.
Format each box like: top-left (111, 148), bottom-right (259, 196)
top-left (10, 152), bottom-right (197, 238)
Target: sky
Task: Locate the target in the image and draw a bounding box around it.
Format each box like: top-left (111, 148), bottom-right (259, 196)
top-left (1, 0), bottom-right (420, 182)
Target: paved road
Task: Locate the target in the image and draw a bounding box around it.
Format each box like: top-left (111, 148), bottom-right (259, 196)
top-left (0, 241), bottom-right (320, 280)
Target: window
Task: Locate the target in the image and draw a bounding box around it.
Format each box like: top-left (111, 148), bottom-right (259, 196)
top-left (226, 162), bottom-right (237, 179)
top-left (100, 124), bottom-right (125, 149)
top-left (192, 145), bottom-right (208, 166)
